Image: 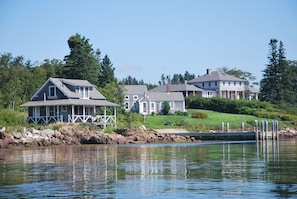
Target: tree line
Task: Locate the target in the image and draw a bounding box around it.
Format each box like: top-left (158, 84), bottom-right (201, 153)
top-left (0, 34), bottom-right (296, 111)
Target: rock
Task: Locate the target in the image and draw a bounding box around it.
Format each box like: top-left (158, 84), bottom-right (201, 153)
top-left (0, 127), bottom-right (6, 133)
top-left (32, 129), bottom-right (41, 134)
top-left (43, 129), bottom-right (55, 137)
top-left (13, 132), bottom-right (22, 139)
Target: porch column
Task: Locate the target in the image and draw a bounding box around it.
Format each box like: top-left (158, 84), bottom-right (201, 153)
top-left (83, 105), bottom-right (86, 122)
top-left (23, 108), bottom-right (26, 123)
top-left (114, 107), bottom-right (117, 127)
top-left (34, 107), bottom-right (37, 124)
top-left (104, 106), bottom-right (107, 129)
top-left (57, 105), bottom-right (60, 122)
top-left (45, 106), bottom-right (49, 124)
top-left (71, 105), bottom-right (74, 123)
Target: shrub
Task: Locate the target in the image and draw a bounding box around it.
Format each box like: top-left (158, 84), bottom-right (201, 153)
top-left (162, 101), bottom-right (170, 115)
top-left (174, 111), bottom-right (188, 116)
top-left (191, 111), bottom-right (208, 118)
top-left (0, 109), bottom-right (25, 126)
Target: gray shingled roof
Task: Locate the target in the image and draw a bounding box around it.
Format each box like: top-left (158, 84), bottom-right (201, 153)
top-left (188, 71), bottom-right (247, 83)
top-left (21, 99), bottom-right (119, 107)
top-left (123, 85), bottom-right (148, 94)
top-left (40, 78), bottom-right (106, 100)
top-left (148, 92), bottom-right (184, 101)
top-left (149, 84), bottom-right (204, 92)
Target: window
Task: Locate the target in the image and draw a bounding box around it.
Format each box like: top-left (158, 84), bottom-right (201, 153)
top-left (49, 106), bottom-right (55, 116)
top-left (125, 95), bottom-right (129, 100)
top-left (125, 102), bottom-right (129, 110)
top-left (234, 82), bottom-right (236, 86)
top-left (49, 86), bottom-right (56, 97)
top-left (223, 81), bottom-right (225, 86)
top-left (215, 81), bottom-right (217, 86)
top-left (151, 102), bottom-right (155, 111)
top-left (202, 82), bottom-right (205, 87)
top-left (239, 82), bottom-right (242, 86)
top-left (133, 95), bottom-right (138, 100)
top-left (79, 87), bottom-right (89, 99)
top-left (62, 106), bottom-right (67, 112)
top-left (208, 82), bottom-right (211, 86)
top-left (228, 81), bottom-right (231, 86)
top-left (143, 102), bottom-right (147, 113)
top-left (170, 102), bottom-right (174, 109)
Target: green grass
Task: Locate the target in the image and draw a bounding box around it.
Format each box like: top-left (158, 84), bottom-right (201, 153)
top-left (145, 109), bottom-right (272, 132)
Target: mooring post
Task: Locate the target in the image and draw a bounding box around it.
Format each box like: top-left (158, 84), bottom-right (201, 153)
top-left (271, 120), bottom-right (275, 140)
top-left (261, 120), bottom-right (265, 141)
top-left (265, 120), bottom-right (269, 140)
top-left (222, 122), bottom-right (224, 132)
top-left (255, 120), bottom-right (258, 141)
top-left (227, 122), bottom-right (230, 132)
top-left (275, 120), bottom-right (278, 140)
top-left (241, 122), bottom-right (244, 132)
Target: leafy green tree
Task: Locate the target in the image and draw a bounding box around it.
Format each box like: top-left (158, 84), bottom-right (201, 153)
top-left (40, 59), bottom-right (63, 79)
top-left (98, 55), bottom-right (115, 87)
top-left (63, 33), bottom-right (100, 85)
top-left (98, 81), bottom-right (124, 111)
top-left (162, 101), bottom-right (170, 115)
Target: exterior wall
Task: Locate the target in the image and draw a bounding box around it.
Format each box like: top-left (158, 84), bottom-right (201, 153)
top-left (124, 94), bottom-right (141, 112)
top-left (33, 81), bottom-right (67, 101)
top-left (138, 100), bottom-right (185, 115)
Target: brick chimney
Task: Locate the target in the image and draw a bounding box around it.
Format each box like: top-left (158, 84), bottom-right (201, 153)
top-left (167, 84), bottom-right (170, 93)
top-left (207, 69), bottom-right (212, 75)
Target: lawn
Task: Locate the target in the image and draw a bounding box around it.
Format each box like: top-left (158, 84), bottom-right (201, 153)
top-left (145, 109), bottom-right (265, 132)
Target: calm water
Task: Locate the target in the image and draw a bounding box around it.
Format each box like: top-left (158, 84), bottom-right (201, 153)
top-left (0, 139), bottom-right (297, 199)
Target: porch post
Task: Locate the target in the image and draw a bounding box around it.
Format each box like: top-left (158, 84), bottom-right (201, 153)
top-left (104, 106), bottom-right (107, 129)
top-left (114, 107), bottom-right (117, 127)
top-left (23, 108), bottom-right (26, 123)
top-left (83, 105), bottom-right (86, 122)
top-left (45, 106), bottom-right (49, 124)
top-left (34, 107), bottom-right (37, 124)
top-left (57, 105), bottom-right (60, 122)
top-left (71, 105), bottom-right (74, 123)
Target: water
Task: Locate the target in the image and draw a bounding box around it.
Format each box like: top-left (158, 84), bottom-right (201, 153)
top-left (0, 139), bottom-right (297, 198)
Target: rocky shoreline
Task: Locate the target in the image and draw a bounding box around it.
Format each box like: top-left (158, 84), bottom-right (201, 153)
top-left (0, 125), bottom-right (197, 149)
top-left (0, 125), bottom-right (296, 149)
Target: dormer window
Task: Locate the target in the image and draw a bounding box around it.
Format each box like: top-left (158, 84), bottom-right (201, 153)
top-left (49, 86), bottom-right (56, 97)
top-left (79, 87), bottom-right (90, 99)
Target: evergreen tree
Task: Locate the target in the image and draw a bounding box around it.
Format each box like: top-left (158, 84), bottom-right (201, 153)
top-left (260, 39), bottom-right (279, 103)
top-left (98, 55), bottom-right (115, 87)
top-left (260, 39), bottom-right (293, 104)
top-left (63, 34), bottom-right (100, 85)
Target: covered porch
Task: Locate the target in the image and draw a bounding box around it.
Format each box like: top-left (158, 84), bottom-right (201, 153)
top-left (21, 99), bottom-right (118, 128)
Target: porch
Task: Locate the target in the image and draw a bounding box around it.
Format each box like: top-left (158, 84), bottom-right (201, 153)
top-left (25, 105), bottom-right (117, 128)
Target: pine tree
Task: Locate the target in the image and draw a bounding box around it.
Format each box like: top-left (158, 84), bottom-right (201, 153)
top-left (63, 34), bottom-right (100, 85)
top-left (260, 39), bottom-right (279, 103)
top-left (98, 55), bottom-right (115, 87)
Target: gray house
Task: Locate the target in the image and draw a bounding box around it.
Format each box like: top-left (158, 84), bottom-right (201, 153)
top-left (123, 85), bottom-right (185, 115)
top-left (21, 78), bottom-right (118, 127)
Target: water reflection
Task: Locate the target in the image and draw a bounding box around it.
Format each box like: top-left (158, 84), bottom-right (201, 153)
top-left (0, 140), bottom-right (297, 198)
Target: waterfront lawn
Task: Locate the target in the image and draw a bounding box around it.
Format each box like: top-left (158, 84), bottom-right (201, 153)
top-left (145, 109), bottom-right (261, 132)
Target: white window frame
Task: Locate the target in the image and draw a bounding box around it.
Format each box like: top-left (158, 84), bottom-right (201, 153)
top-left (125, 95), bottom-right (129, 100)
top-left (133, 95), bottom-right (138, 100)
top-left (151, 102), bottom-right (156, 111)
top-left (62, 105), bottom-right (67, 112)
top-left (170, 101), bottom-right (175, 109)
top-left (49, 86), bottom-right (56, 97)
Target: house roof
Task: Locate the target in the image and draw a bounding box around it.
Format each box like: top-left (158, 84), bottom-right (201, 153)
top-left (123, 85), bottom-right (148, 95)
top-left (31, 78), bottom-right (106, 100)
top-left (246, 86), bottom-right (260, 93)
top-left (147, 92), bottom-right (184, 101)
top-left (188, 71), bottom-right (247, 83)
top-left (149, 83), bottom-right (204, 92)
top-left (21, 99), bottom-right (119, 107)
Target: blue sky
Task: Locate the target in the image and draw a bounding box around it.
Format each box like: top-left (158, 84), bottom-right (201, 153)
top-left (1, 0), bottom-right (296, 85)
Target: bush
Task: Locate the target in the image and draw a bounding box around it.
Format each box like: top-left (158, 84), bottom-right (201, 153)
top-left (0, 109), bottom-right (25, 126)
top-left (174, 111), bottom-right (188, 116)
top-left (191, 111), bottom-right (208, 118)
top-left (162, 101), bottom-right (170, 115)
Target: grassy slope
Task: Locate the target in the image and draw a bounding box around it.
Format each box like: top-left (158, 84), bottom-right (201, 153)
top-left (145, 109), bottom-right (263, 132)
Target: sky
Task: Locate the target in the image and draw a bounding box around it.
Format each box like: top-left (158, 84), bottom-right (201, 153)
top-left (1, 0), bottom-right (297, 86)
